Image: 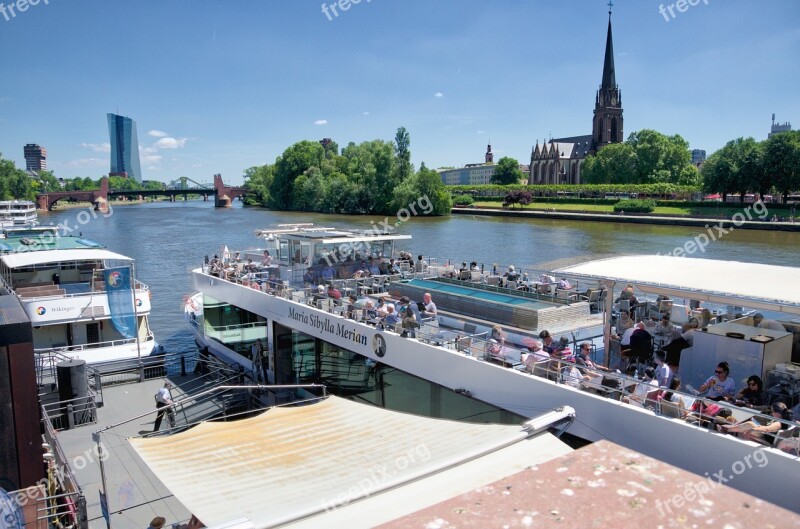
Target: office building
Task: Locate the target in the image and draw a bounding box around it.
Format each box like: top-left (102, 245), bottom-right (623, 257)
top-left (23, 144), bottom-right (46, 172)
top-left (107, 113), bottom-right (143, 183)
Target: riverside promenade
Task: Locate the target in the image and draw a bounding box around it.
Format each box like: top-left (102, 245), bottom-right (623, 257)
top-left (452, 207), bottom-right (800, 232)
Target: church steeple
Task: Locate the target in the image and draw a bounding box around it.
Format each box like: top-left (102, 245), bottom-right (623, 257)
top-left (593, 4), bottom-right (623, 152)
top-left (485, 143), bottom-right (494, 164)
top-left (601, 13), bottom-right (616, 90)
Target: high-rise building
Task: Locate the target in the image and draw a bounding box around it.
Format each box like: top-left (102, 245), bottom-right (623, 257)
top-left (691, 149), bottom-right (707, 165)
top-left (23, 144), bottom-right (47, 172)
top-left (107, 113), bottom-right (142, 183)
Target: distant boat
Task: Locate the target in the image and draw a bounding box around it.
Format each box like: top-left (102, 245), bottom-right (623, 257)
top-left (0, 199), bottom-right (38, 229)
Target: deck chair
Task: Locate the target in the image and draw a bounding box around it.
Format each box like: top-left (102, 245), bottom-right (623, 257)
top-left (643, 389), bottom-right (662, 410)
top-left (773, 426), bottom-right (799, 447)
top-left (456, 336), bottom-right (472, 355)
top-left (506, 280), bottom-right (517, 291)
top-left (659, 399), bottom-right (684, 419)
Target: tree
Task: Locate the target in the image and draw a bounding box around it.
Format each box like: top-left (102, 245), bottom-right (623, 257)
top-left (243, 164), bottom-right (275, 206)
top-left (702, 137), bottom-right (762, 200)
top-left (491, 157), bottom-right (524, 185)
top-left (394, 126), bottom-right (412, 181)
top-left (582, 143), bottom-right (637, 184)
top-left (268, 141), bottom-right (325, 209)
top-left (391, 165), bottom-right (452, 216)
top-left (0, 154), bottom-right (34, 200)
top-left (763, 131), bottom-right (800, 202)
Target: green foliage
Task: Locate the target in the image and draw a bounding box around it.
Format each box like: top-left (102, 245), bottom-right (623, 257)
top-left (392, 166), bottom-right (452, 216)
top-left (583, 129), bottom-right (696, 185)
top-left (763, 131), bottom-right (800, 201)
top-left (490, 157), bottom-right (524, 185)
top-left (244, 127), bottom-right (448, 215)
top-left (0, 153), bottom-right (34, 200)
top-left (701, 133), bottom-right (800, 201)
top-left (613, 199), bottom-right (656, 213)
top-left (583, 143), bottom-right (636, 184)
top-left (452, 194), bottom-right (475, 206)
top-left (447, 183), bottom-right (700, 199)
top-left (394, 126), bottom-right (412, 181)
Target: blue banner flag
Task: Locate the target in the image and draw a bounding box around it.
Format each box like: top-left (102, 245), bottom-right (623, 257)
top-left (104, 267), bottom-right (137, 339)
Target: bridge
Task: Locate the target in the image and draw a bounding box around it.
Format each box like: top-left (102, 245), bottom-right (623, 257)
top-left (36, 174), bottom-right (246, 210)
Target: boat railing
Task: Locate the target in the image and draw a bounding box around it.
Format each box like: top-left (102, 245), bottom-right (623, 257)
top-left (13, 281), bottom-right (150, 300)
top-left (33, 332), bottom-right (155, 359)
top-left (12, 406), bottom-right (91, 529)
top-left (35, 350), bottom-right (105, 405)
top-left (41, 393), bottom-right (98, 431)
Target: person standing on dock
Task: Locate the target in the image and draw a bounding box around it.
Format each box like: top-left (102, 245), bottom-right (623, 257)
top-left (153, 382), bottom-right (176, 432)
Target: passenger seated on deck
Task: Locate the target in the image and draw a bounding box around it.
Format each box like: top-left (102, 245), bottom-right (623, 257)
top-left (539, 330), bottom-right (556, 354)
top-left (522, 339), bottom-right (549, 369)
top-left (380, 305), bottom-right (400, 330)
top-left (718, 402), bottom-right (793, 444)
top-left (345, 295), bottom-right (359, 320)
top-left (621, 367), bottom-right (658, 406)
top-left (558, 277), bottom-right (573, 290)
top-left (502, 265), bottom-right (519, 287)
top-left (734, 375), bottom-right (769, 411)
top-left (326, 284), bottom-right (341, 300)
top-left (487, 325), bottom-right (506, 356)
top-left (575, 342), bottom-right (607, 374)
top-left (261, 250), bottom-right (272, 267)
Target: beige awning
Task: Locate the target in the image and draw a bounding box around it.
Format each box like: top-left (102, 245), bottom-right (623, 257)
top-left (129, 397), bottom-right (572, 528)
top-left (557, 255), bottom-right (800, 315)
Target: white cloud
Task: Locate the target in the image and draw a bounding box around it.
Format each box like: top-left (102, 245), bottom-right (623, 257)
top-left (154, 137), bottom-right (188, 149)
top-left (362, 112), bottom-right (370, 116)
top-left (434, 92), bottom-right (444, 98)
top-left (81, 142), bottom-right (111, 153)
top-left (148, 130), bottom-right (169, 138)
top-left (64, 158), bottom-right (106, 169)
top-left (314, 119), bottom-right (328, 126)
top-left (477, 130), bottom-right (486, 134)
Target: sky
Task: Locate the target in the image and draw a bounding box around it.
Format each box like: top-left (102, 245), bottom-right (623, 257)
top-left (0, 0), bottom-right (798, 185)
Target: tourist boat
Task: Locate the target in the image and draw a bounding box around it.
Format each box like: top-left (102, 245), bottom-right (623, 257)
top-left (0, 235), bottom-right (157, 364)
top-left (185, 225), bottom-right (799, 512)
top-left (0, 199), bottom-right (38, 229)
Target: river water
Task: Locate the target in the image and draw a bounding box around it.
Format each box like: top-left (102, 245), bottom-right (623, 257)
top-left (38, 201), bottom-right (800, 356)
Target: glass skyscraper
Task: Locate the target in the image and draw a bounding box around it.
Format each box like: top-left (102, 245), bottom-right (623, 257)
top-left (107, 113), bottom-right (142, 183)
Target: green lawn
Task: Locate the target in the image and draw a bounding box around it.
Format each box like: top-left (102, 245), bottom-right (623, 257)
top-left (471, 200), bottom-right (795, 219)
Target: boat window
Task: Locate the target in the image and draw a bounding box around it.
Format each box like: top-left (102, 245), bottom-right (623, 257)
top-left (278, 239), bottom-right (289, 263)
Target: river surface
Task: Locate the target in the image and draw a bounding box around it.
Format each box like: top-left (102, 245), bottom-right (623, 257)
top-left (38, 201), bottom-right (800, 356)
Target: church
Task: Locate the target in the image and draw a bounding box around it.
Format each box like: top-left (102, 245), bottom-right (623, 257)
top-left (529, 10), bottom-right (623, 185)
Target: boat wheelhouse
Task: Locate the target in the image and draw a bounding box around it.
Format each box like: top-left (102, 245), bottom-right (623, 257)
top-left (187, 228), bottom-right (800, 512)
top-left (0, 236), bottom-right (155, 363)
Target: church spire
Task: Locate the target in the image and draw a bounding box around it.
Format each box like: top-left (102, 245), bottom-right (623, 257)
top-left (601, 5), bottom-right (616, 90)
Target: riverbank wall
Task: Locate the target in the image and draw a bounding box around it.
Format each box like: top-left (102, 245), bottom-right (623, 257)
top-left (452, 207), bottom-right (800, 232)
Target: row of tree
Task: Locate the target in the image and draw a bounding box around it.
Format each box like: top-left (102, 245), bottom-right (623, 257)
top-left (243, 127), bottom-right (452, 215)
top-left (0, 152), bottom-right (166, 201)
top-left (701, 131), bottom-right (800, 201)
top-left (581, 129), bottom-right (701, 186)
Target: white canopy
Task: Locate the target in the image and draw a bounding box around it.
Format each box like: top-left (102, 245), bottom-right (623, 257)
top-left (557, 255), bottom-right (800, 315)
top-left (0, 248), bottom-right (132, 268)
top-left (129, 396), bottom-right (571, 529)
